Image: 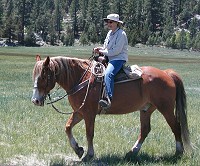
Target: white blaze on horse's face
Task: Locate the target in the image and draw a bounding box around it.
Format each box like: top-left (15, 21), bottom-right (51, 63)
top-left (31, 75), bottom-right (45, 106)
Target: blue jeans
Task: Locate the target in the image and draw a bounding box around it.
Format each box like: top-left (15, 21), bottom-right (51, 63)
top-left (104, 60), bottom-right (126, 99)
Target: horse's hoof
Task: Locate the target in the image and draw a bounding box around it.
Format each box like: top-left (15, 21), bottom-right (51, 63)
top-left (175, 150), bottom-right (184, 157)
top-left (82, 154), bottom-right (94, 162)
top-left (76, 147), bottom-right (84, 158)
top-left (125, 151), bottom-right (138, 161)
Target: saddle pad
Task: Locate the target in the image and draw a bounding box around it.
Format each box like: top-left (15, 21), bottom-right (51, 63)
top-left (124, 65), bottom-right (143, 80)
top-left (114, 65), bottom-right (143, 82)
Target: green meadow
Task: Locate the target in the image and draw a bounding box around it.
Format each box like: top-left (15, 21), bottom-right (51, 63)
top-left (0, 46), bottom-right (199, 165)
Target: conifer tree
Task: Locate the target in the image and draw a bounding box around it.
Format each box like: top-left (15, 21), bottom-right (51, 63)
top-left (15, 0), bottom-right (26, 45)
top-left (3, 0), bottom-right (16, 42)
top-left (79, 0), bottom-right (89, 31)
top-left (110, 0), bottom-right (127, 17)
top-left (30, 0), bottom-right (41, 32)
top-left (193, 32), bottom-right (200, 50)
top-left (175, 29), bottom-right (187, 50)
top-left (162, 16), bottom-right (174, 42)
top-left (125, 0), bottom-right (143, 45)
top-left (194, 1), bottom-right (200, 14)
top-left (85, 0), bottom-right (99, 43)
top-left (0, 0), bottom-right (3, 36)
top-left (97, 0), bottom-right (110, 43)
top-left (54, 0), bottom-right (62, 40)
top-left (189, 17), bottom-right (198, 39)
top-left (69, 0), bottom-right (79, 37)
top-left (170, 33), bottom-right (177, 49)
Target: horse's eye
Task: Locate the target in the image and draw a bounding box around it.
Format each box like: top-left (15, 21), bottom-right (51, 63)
top-left (39, 75), bottom-right (45, 80)
top-left (41, 70), bottom-right (47, 79)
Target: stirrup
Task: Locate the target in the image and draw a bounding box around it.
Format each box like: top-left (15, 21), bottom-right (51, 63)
top-left (99, 98), bottom-right (111, 109)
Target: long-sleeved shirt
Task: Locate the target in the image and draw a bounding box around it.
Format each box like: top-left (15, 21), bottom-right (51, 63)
top-left (99, 28), bottom-right (128, 62)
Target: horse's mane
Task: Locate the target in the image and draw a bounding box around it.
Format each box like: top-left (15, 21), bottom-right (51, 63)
top-left (51, 56), bottom-right (90, 86)
top-left (33, 56), bottom-right (90, 85)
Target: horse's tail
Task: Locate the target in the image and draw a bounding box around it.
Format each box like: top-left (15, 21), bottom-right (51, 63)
top-left (165, 69), bottom-right (193, 152)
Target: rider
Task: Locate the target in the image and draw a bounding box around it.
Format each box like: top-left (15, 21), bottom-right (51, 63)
top-left (94, 13), bottom-right (128, 109)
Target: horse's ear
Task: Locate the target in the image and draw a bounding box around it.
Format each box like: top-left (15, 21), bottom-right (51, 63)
top-left (36, 54), bottom-right (41, 61)
top-left (43, 56), bottom-right (50, 67)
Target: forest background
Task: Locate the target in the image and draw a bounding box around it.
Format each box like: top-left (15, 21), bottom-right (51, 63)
top-left (1, 0), bottom-right (200, 50)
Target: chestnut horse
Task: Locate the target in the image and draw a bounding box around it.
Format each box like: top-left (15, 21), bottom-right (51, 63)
top-left (32, 55), bottom-right (192, 161)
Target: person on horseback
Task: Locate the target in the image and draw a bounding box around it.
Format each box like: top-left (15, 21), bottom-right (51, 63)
top-left (94, 13), bottom-right (128, 109)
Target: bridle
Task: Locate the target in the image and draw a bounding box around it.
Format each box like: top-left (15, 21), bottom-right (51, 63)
top-left (44, 58), bottom-right (94, 114)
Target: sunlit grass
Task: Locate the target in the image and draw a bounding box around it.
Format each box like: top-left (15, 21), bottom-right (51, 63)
top-left (0, 46), bottom-right (199, 165)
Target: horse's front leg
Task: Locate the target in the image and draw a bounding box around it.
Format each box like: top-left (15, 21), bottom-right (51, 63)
top-left (82, 114), bottom-right (96, 162)
top-left (65, 112), bottom-right (84, 159)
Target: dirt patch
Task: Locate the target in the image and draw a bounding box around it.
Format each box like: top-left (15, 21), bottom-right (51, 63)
top-left (5, 155), bottom-right (46, 166)
top-left (4, 154), bottom-right (81, 166)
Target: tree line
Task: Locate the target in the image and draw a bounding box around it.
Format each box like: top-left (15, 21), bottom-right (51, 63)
top-left (0, 0), bottom-right (200, 50)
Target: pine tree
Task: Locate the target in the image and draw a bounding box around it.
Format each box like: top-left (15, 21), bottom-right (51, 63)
top-left (162, 16), bottom-right (174, 42)
top-left (194, 1), bottom-right (200, 14)
top-left (162, 0), bottom-right (175, 42)
top-left (69, 0), bottom-right (79, 37)
top-left (125, 0), bottom-right (143, 44)
top-left (3, 0), bottom-right (16, 42)
top-left (79, 32), bottom-right (89, 45)
top-left (186, 32), bottom-right (192, 49)
top-left (170, 33), bottom-right (177, 49)
top-left (85, 0), bottom-right (100, 43)
top-left (193, 32), bottom-right (200, 50)
top-left (15, 0), bottom-right (26, 45)
top-left (110, 0), bottom-right (127, 17)
top-left (79, 0), bottom-right (89, 31)
top-left (188, 17), bottom-right (198, 39)
top-left (0, 0), bottom-right (3, 36)
top-left (175, 29), bottom-right (187, 50)
top-left (63, 25), bottom-right (74, 46)
top-left (97, 0), bottom-right (110, 28)
top-left (97, 0), bottom-right (110, 43)
top-left (54, 0), bottom-right (63, 40)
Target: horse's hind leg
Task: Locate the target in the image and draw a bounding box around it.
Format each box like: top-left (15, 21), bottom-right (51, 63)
top-left (126, 106), bottom-right (156, 159)
top-left (65, 112), bottom-right (84, 158)
top-left (160, 108), bottom-right (184, 155)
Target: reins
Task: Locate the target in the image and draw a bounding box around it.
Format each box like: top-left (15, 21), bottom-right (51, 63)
top-left (46, 57), bottom-right (94, 115)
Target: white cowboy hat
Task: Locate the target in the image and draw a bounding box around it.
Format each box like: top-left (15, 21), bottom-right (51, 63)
top-left (103, 14), bottom-right (123, 24)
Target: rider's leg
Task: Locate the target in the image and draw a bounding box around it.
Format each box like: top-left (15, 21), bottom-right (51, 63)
top-left (99, 60), bottom-right (125, 108)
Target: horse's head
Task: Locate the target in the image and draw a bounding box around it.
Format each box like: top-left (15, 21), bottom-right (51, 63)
top-left (32, 55), bottom-right (57, 106)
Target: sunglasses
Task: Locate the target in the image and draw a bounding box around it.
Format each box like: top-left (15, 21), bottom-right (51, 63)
top-left (107, 21), bottom-right (114, 24)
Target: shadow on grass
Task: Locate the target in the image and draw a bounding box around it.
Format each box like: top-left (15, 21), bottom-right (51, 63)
top-left (92, 153), bottom-right (182, 165)
top-left (49, 153), bottom-right (182, 166)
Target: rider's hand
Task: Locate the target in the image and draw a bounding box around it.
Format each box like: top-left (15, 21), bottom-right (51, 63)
top-left (93, 47), bottom-right (100, 54)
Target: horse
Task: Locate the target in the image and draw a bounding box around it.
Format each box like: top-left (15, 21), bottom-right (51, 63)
top-left (31, 55), bottom-right (192, 161)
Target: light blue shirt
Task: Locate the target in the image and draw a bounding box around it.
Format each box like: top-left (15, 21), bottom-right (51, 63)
top-left (99, 28), bottom-right (128, 62)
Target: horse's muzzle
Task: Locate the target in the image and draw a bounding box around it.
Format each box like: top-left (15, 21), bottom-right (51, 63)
top-left (32, 97), bottom-right (44, 106)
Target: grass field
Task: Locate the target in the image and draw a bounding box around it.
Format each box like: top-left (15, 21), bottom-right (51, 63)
top-left (0, 45), bottom-right (200, 165)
